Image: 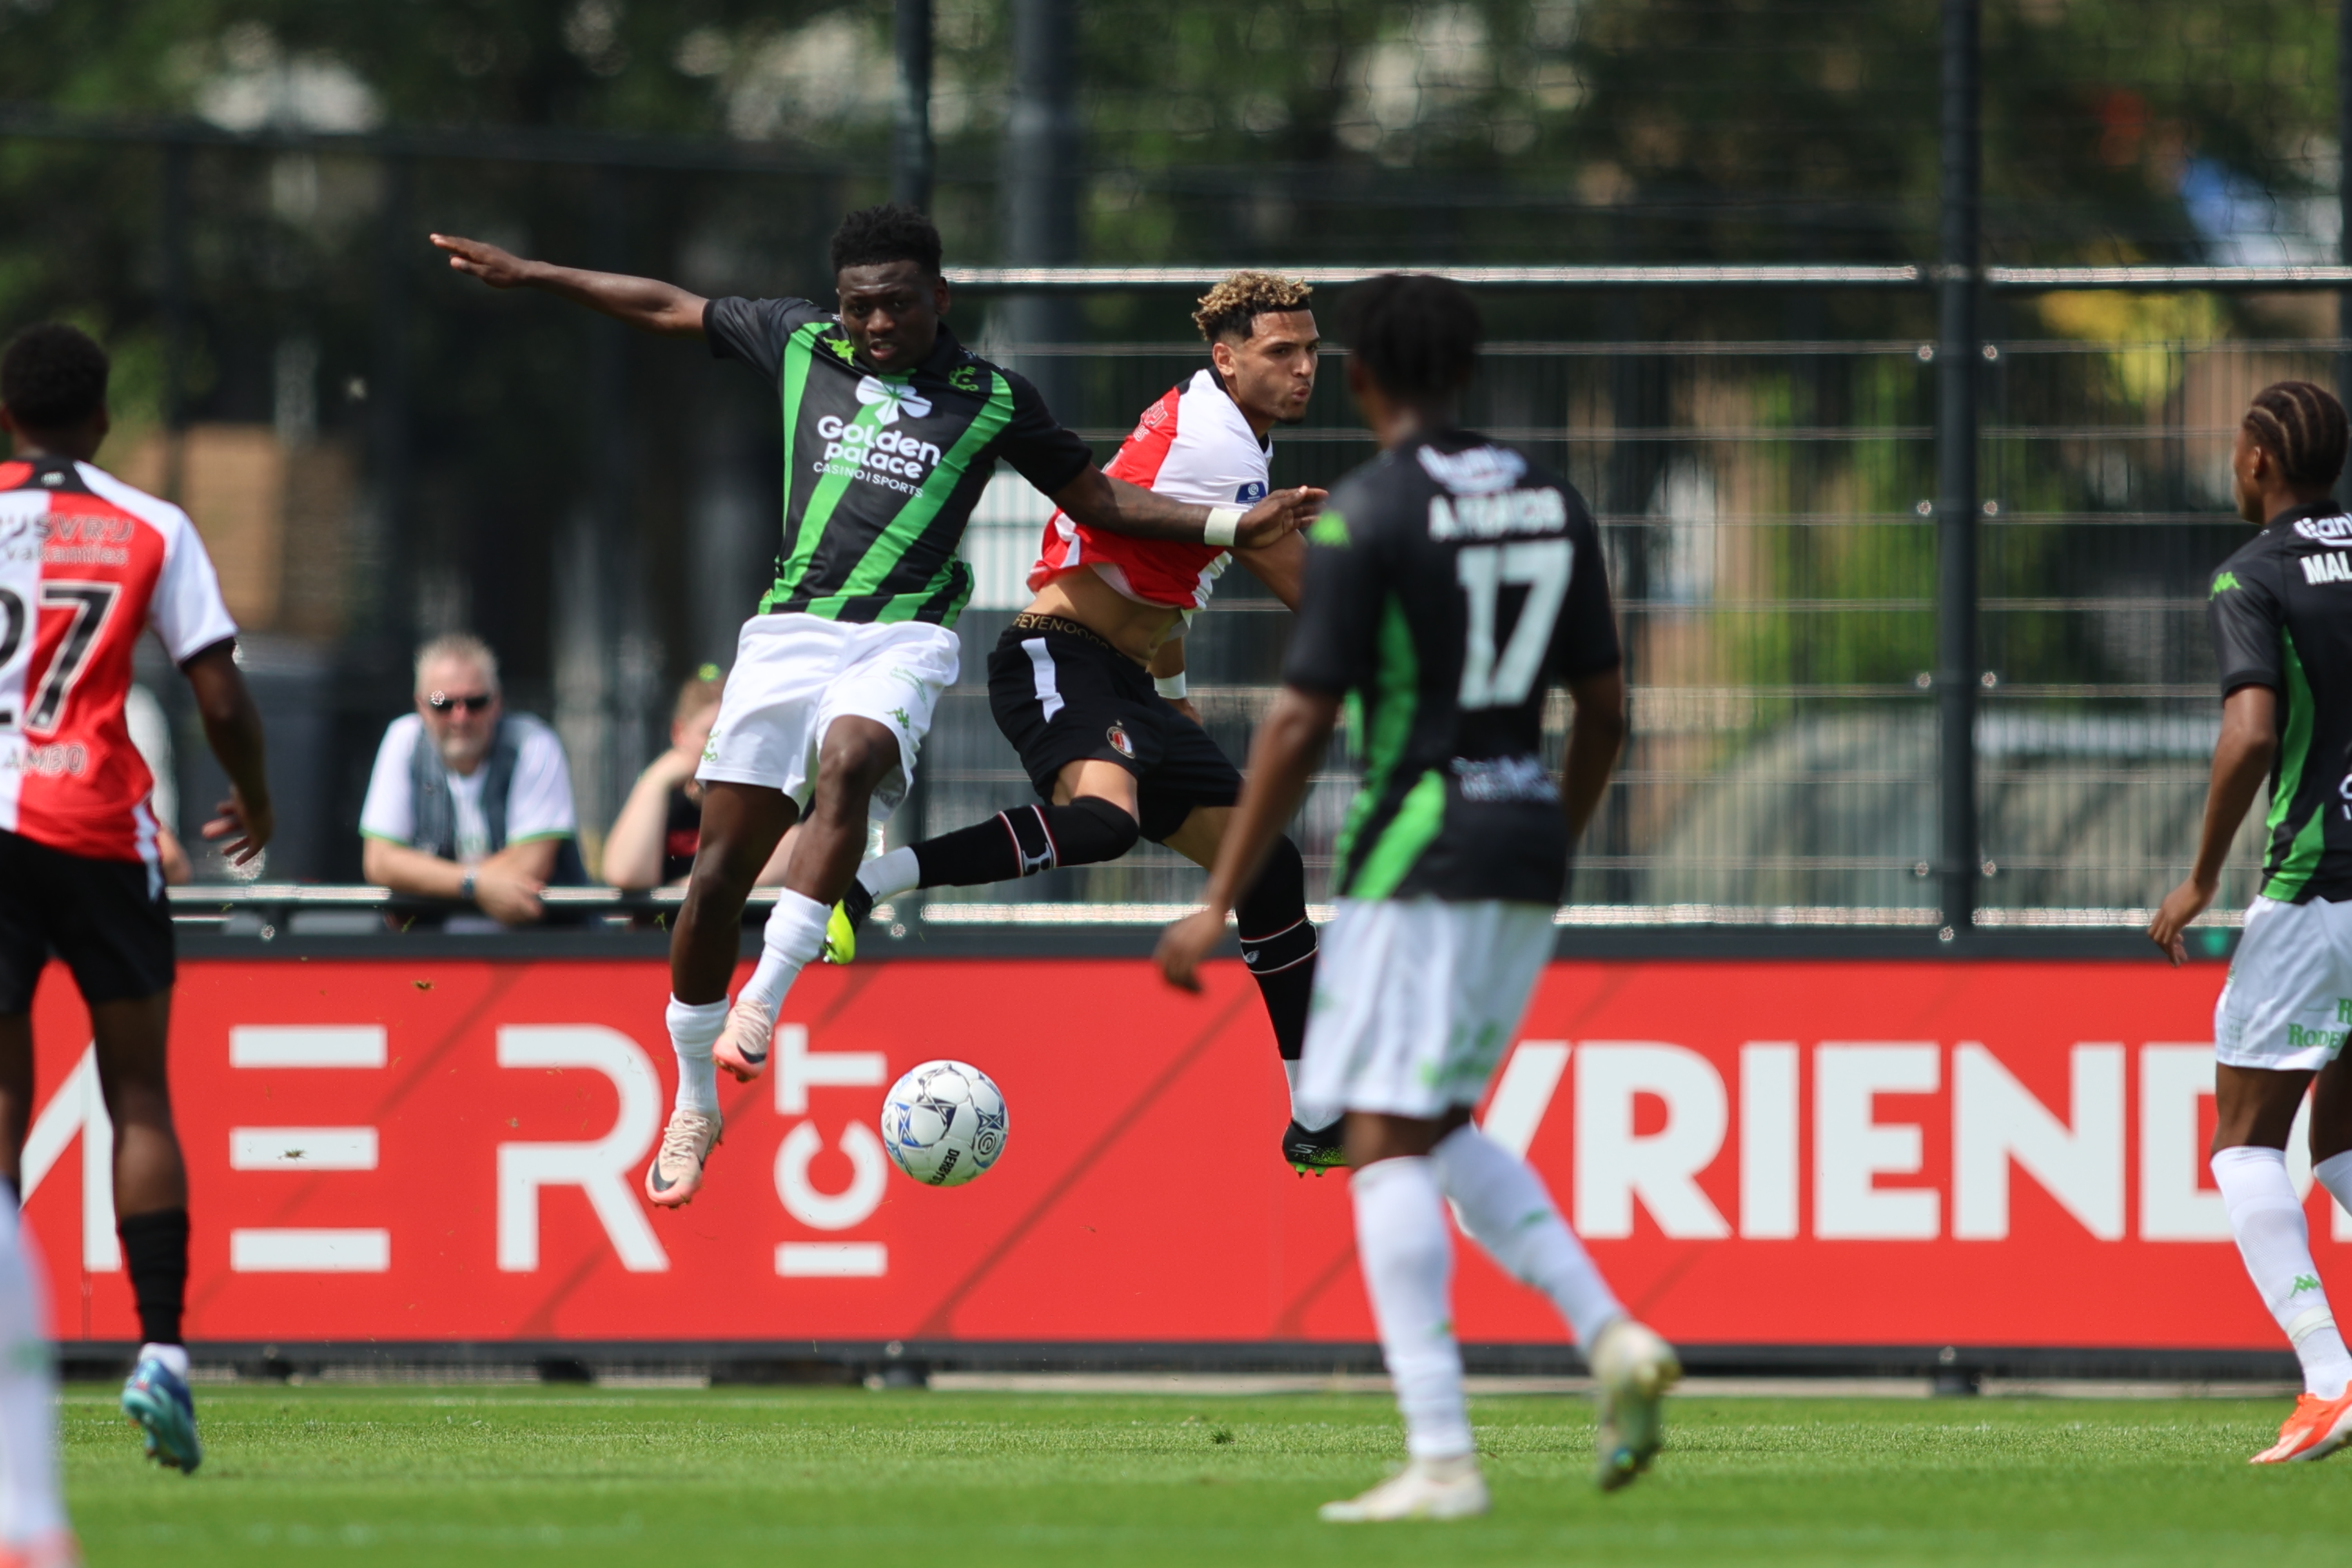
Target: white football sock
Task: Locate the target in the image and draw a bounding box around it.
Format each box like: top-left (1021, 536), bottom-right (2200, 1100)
top-left (2213, 1145), bottom-right (2352, 1399)
top-left (1278, 1060), bottom-right (1339, 1132)
top-left (137, 1343), bottom-right (189, 1380)
top-left (736, 891), bottom-right (832, 1015)
top-left (665, 996), bottom-right (727, 1117)
top-left (0, 1202), bottom-right (66, 1544)
top-left (1350, 1156), bottom-right (1472, 1461)
top-left (1431, 1123), bottom-right (1624, 1347)
top-left (858, 846), bottom-right (922, 902)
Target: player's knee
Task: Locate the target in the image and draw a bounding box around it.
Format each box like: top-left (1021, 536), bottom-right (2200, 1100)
top-left (1001, 797), bottom-right (1138, 876)
top-left (818, 722), bottom-right (901, 795)
top-left (1060, 796), bottom-right (1140, 864)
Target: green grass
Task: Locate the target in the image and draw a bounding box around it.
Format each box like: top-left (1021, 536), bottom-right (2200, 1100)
top-left (61, 1385), bottom-right (2352, 1566)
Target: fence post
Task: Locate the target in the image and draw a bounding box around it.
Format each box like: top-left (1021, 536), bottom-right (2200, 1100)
top-left (893, 0), bottom-right (933, 212)
top-left (1002, 0), bottom-right (1080, 414)
top-left (1935, 0), bottom-right (1981, 936)
top-left (2339, 0), bottom-right (2352, 417)
top-left (159, 138), bottom-right (191, 505)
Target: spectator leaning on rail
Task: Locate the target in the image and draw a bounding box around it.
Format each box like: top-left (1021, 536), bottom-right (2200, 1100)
top-left (359, 633), bottom-right (583, 928)
top-left (604, 665), bottom-right (793, 892)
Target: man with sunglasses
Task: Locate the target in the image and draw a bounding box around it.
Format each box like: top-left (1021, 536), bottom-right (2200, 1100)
top-left (360, 633), bottom-right (582, 929)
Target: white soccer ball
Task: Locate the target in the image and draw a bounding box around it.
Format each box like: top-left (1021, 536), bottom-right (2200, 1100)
top-left (879, 1060), bottom-right (1009, 1187)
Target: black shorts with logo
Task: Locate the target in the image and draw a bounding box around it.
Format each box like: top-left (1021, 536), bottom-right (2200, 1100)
top-left (986, 614), bottom-right (1242, 844)
top-left (0, 828), bottom-right (176, 1015)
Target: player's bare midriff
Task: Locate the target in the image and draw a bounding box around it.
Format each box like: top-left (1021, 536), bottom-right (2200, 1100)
top-left (1022, 561), bottom-right (1187, 665)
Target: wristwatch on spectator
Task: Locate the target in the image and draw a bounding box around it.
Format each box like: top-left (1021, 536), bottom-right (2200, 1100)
top-left (460, 869), bottom-right (477, 905)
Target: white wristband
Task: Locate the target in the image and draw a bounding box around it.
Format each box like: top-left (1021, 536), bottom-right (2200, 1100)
top-left (1202, 506), bottom-right (1244, 548)
top-left (1154, 672), bottom-right (1188, 700)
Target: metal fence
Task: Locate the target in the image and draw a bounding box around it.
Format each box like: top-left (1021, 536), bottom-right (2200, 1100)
top-left (896, 323), bottom-right (2291, 929)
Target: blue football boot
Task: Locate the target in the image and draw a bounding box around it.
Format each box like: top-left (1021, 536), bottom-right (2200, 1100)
top-left (121, 1352), bottom-right (202, 1474)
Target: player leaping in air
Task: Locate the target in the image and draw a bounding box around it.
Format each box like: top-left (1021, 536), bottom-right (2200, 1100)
top-left (2150, 380), bottom-right (2352, 1464)
top-left (431, 207), bottom-right (1320, 1207)
top-left (1157, 274), bottom-right (1678, 1521)
top-left (718, 271), bottom-right (1346, 1174)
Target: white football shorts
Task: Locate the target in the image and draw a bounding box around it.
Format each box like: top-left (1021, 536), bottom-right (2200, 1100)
top-left (2214, 894), bottom-right (2352, 1071)
top-left (1295, 897), bottom-right (1556, 1126)
top-left (697, 613), bottom-right (960, 825)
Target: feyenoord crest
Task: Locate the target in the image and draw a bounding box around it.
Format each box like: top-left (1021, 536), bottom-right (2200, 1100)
top-left (1106, 723), bottom-right (1135, 759)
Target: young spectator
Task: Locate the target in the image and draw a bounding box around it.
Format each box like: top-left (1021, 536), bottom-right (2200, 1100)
top-left (605, 667), bottom-right (792, 890)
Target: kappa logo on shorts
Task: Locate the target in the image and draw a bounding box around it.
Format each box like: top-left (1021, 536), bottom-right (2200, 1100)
top-left (1106, 723), bottom-right (1135, 759)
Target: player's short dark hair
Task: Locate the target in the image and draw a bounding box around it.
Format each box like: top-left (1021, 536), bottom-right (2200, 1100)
top-left (1337, 274), bottom-right (1480, 401)
top-left (830, 204), bottom-right (944, 279)
top-left (1, 323), bottom-right (109, 431)
top-left (2244, 380), bottom-right (2348, 489)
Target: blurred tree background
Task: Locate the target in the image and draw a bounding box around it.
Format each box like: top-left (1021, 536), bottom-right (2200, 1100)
top-left (0, 0), bottom-right (2329, 904)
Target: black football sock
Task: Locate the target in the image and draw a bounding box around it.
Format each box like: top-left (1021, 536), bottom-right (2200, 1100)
top-left (910, 798), bottom-right (1140, 886)
top-left (117, 1207), bottom-right (191, 1347)
top-left (1236, 835), bottom-right (1323, 1126)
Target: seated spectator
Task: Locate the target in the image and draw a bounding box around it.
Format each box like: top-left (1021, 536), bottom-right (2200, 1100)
top-left (360, 633), bottom-right (582, 928)
top-left (604, 666), bottom-right (792, 890)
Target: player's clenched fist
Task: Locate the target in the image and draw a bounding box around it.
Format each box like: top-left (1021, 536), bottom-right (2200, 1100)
top-left (1235, 485), bottom-right (1325, 549)
top-left (430, 233), bottom-right (536, 289)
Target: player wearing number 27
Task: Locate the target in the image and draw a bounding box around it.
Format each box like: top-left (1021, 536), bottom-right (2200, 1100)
top-left (1158, 275), bottom-right (1677, 1521)
top-left (0, 325), bottom-right (275, 1529)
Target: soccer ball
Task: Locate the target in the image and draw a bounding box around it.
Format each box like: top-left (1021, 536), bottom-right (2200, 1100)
top-left (879, 1060), bottom-right (1009, 1187)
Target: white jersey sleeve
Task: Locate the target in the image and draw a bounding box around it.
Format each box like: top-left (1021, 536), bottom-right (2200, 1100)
top-left (78, 463), bottom-right (237, 663)
top-left (359, 714), bottom-right (424, 845)
top-left (503, 716), bottom-right (579, 842)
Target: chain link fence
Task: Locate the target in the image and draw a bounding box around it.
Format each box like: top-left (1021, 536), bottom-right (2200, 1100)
top-left (914, 323), bottom-right (2296, 927)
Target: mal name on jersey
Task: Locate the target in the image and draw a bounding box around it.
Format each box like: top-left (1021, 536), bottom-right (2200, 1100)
top-left (814, 377), bottom-right (945, 497)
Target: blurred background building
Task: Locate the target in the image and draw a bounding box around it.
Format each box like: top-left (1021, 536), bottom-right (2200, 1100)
top-left (4, 0), bottom-right (2337, 922)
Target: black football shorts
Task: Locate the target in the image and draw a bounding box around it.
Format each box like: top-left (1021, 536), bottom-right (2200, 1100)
top-left (0, 828), bottom-right (176, 1014)
top-left (986, 614), bottom-right (1242, 844)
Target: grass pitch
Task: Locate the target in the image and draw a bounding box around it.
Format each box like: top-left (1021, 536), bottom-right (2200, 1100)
top-left (60, 1384), bottom-right (2352, 1566)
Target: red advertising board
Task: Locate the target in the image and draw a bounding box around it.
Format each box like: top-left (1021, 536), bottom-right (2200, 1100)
top-left (17, 955), bottom-right (2328, 1350)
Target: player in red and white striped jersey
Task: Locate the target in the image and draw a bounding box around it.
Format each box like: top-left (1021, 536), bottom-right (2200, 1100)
top-left (719, 273), bottom-right (1349, 1174)
top-left (0, 325), bottom-right (272, 1494)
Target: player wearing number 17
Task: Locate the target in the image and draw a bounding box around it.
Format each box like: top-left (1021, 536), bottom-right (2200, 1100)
top-left (1157, 275), bottom-right (1676, 1521)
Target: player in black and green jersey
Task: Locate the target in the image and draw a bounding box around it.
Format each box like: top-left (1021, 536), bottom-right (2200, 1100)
top-left (2150, 380), bottom-right (2352, 1463)
top-left (432, 206), bottom-right (1320, 1205)
top-left (1156, 274), bottom-right (1676, 1520)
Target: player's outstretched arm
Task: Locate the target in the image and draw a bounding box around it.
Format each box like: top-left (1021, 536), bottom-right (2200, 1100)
top-left (1234, 531), bottom-right (1308, 611)
top-left (1051, 468), bottom-right (1323, 549)
top-left (1561, 667), bottom-right (1628, 839)
top-left (181, 641), bottom-right (273, 865)
top-left (2149, 682), bottom-right (2277, 965)
top-left (1155, 684), bottom-right (1341, 992)
top-left (428, 234), bottom-right (709, 337)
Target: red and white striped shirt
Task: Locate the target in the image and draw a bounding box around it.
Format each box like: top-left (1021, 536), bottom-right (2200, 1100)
top-left (0, 455), bottom-right (236, 863)
top-left (1029, 368), bottom-right (1272, 610)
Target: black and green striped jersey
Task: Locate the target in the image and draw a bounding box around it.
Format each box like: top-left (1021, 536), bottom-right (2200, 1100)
top-left (2208, 502), bottom-right (2352, 904)
top-left (1284, 431), bottom-right (1620, 904)
top-left (706, 298), bottom-right (1093, 626)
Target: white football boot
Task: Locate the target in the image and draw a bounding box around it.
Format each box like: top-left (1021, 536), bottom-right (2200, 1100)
top-left (1318, 1455), bottom-right (1489, 1522)
top-left (644, 1108), bottom-right (722, 1207)
top-left (1590, 1317), bottom-right (1681, 1491)
top-left (711, 996), bottom-right (777, 1083)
